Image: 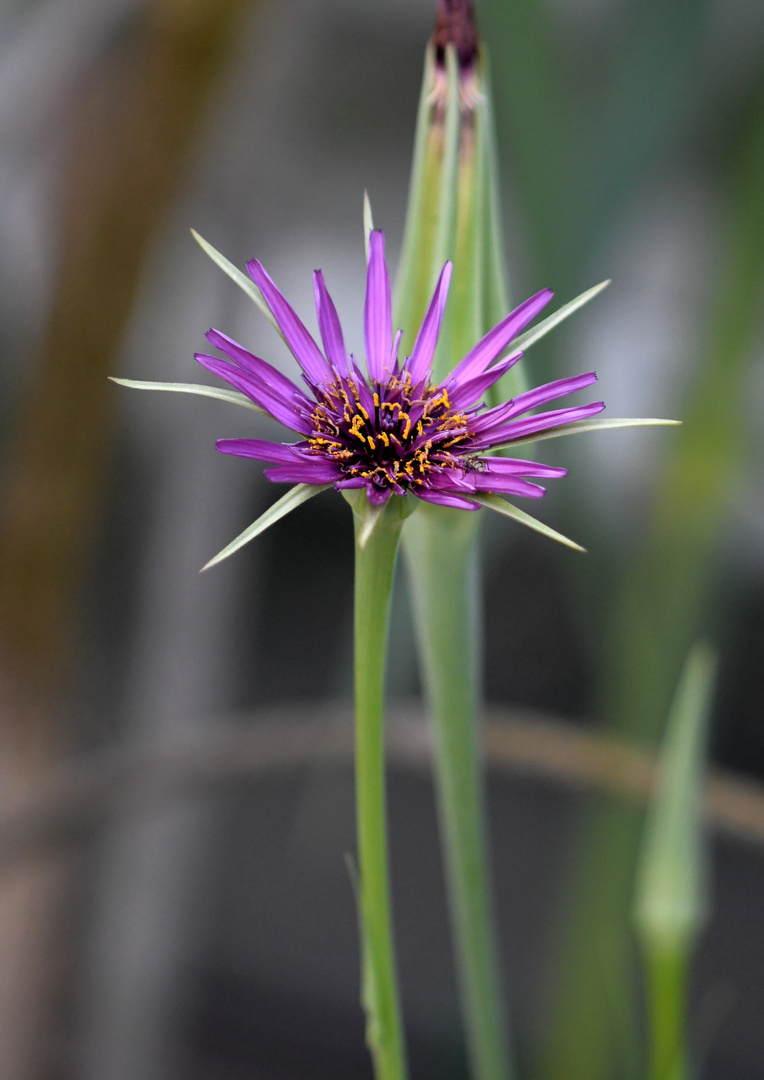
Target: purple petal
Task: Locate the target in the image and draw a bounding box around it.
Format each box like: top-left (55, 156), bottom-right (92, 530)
top-left (364, 231), bottom-right (392, 382)
top-left (313, 271), bottom-right (349, 375)
top-left (247, 259), bottom-right (332, 386)
top-left (216, 438), bottom-right (301, 463)
top-left (473, 401), bottom-right (605, 449)
top-left (415, 488), bottom-right (481, 510)
top-left (195, 354), bottom-right (313, 435)
top-left (264, 463), bottom-right (343, 484)
top-left (205, 328), bottom-right (309, 403)
top-left (333, 477), bottom-right (367, 490)
top-left (405, 262), bottom-right (452, 383)
top-left (447, 351), bottom-right (523, 410)
top-left (498, 372), bottom-right (599, 421)
top-left (471, 473), bottom-right (547, 498)
top-left (445, 289), bottom-right (553, 387)
top-left (365, 483), bottom-right (391, 506)
top-left (480, 458), bottom-right (568, 479)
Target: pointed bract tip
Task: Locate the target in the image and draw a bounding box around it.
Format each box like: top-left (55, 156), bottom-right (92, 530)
top-left (433, 0), bottom-right (478, 70)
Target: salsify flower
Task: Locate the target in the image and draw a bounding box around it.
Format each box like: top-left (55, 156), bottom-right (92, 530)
top-left (196, 230), bottom-right (604, 512)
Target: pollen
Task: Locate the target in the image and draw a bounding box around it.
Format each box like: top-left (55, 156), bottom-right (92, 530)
top-left (306, 372), bottom-right (475, 496)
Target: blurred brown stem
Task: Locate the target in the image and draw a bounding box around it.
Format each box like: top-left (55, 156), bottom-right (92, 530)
top-left (0, 3), bottom-right (261, 1078)
top-left (0, 0), bottom-right (259, 758)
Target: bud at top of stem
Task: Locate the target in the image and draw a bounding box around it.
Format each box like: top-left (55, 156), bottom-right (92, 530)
top-left (433, 0), bottom-right (478, 71)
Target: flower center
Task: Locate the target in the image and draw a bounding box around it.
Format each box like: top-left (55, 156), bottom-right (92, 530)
top-left (307, 374), bottom-right (470, 492)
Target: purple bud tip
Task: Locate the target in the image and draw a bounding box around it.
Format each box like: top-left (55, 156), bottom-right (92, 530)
top-left (433, 0), bottom-right (478, 71)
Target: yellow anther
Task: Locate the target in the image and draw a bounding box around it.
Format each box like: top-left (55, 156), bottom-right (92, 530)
top-left (373, 393), bottom-right (380, 408)
top-left (378, 432), bottom-right (390, 447)
top-left (416, 420), bottom-right (424, 437)
top-left (367, 436), bottom-right (376, 450)
top-left (401, 412), bottom-right (411, 439)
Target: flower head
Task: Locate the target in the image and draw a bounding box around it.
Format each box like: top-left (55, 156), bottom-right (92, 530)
top-left (195, 231), bottom-right (604, 512)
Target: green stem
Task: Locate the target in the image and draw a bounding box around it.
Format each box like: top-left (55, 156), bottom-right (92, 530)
top-left (351, 496), bottom-right (409, 1080)
top-left (643, 945), bottom-right (689, 1080)
top-left (404, 503), bottom-right (513, 1080)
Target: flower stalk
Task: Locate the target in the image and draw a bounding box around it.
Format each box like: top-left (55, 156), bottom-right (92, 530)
top-left (348, 492), bottom-right (412, 1080)
top-left (398, 7), bottom-right (517, 1078)
top-left (405, 502), bottom-right (512, 1080)
top-left (633, 645), bottom-right (715, 1080)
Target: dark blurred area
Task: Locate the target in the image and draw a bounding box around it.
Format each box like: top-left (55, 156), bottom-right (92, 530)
top-left (0, 0), bottom-right (762, 1078)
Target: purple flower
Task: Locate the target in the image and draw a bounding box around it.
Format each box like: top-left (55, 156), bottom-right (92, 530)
top-left (195, 231), bottom-right (604, 512)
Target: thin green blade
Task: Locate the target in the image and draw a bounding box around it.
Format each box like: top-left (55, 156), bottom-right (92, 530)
top-left (492, 417), bottom-right (681, 452)
top-left (510, 280), bottom-right (611, 354)
top-left (202, 483), bottom-right (332, 570)
top-left (191, 229), bottom-right (286, 344)
top-left (633, 644), bottom-right (716, 1080)
top-left (110, 377), bottom-right (265, 415)
top-left (473, 493), bottom-right (586, 552)
top-left (634, 643), bottom-right (716, 947)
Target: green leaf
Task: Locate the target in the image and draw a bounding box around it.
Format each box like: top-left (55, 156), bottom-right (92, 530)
top-left (510, 280), bottom-right (611, 354)
top-left (202, 483), bottom-right (332, 570)
top-left (190, 229), bottom-right (286, 345)
top-left (110, 377), bottom-right (266, 415)
top-left (364, 190), bottom-right (375, 262)
top-left (472, 493), bottom-right (586, 551)
top-left (492, 417), bottom-right (681, 451)
top-left (428, 46), bottom-right (462, 381)
top-left (440, 51), bottom-right (486, 371)
top-left (633, 644), bottom-right (716, 1080)
top-left (480, 48), bottom-right (528, 406)
top-left (634, 643), bottom-right (716, 949)
top-left (394, 44), bottom-right (439, 348)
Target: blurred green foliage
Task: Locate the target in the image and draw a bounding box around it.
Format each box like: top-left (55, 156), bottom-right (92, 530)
top-left (473, 1), bottom-right (764, 1077)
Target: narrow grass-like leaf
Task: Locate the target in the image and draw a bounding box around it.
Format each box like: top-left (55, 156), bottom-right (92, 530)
top-left (510, 280), bottom-right (611, 354)
top-left (191, 229), bottom-right (286, 344)
top-left (634, 643), bottom-right (715, 948)
top-left (480, 51), bottom-right (511, 331)
top-left (473, 493), bottom-right (586, 551)
top-left (110, 377), bottom-right (265, 415)
top-left (364, 191), bottom-right (375, 262)
top-left (202, 483), bottom-right (331, 570)
top-left (394, 45), bottom-right (439, 350)
top-left (492, 417), bottom-right (681, 452)
top-left (441, 56), bottom-right (485, 370)
top-left (634, 644), bottom-right (716, 1080)
top-left (480, 52), bottom-right (528, 406)
top-left (431, 46), bottom-right (462, 275)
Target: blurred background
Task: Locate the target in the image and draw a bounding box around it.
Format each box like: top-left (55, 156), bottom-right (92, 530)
top-left (0, 0), bottom-right (762, 1077)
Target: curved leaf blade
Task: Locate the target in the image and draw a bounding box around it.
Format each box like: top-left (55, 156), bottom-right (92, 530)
top-left (510, 280), bottom-right (611, 354)
top-left (493, 417), bottom-right (681, 451)
top-left (202, 483), bottom-right (332, 570)
top-left (191, 230), bottom-right (286, 344)
top-left (110, 377), bottom-right (265, 415)
top-left (473, 493), bottom-right (586, 552)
